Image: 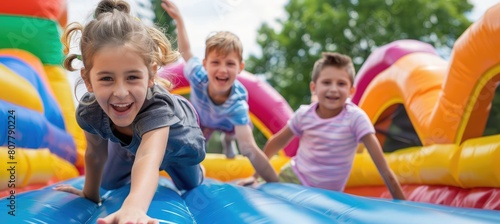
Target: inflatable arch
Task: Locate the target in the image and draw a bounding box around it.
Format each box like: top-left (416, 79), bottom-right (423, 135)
top-left (344, 3), bottom-right (500, 209)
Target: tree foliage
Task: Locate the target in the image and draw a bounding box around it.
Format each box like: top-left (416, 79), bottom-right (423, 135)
top-left (484, 87), bottom-right (500, 136)
top-left (246, 0), bottom-right (473, 110)
top-left (152, 0), bottom-right (178, 49)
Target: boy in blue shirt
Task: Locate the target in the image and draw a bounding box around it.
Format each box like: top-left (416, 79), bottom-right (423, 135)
top-left (162, 0), bottom-right (279, 184)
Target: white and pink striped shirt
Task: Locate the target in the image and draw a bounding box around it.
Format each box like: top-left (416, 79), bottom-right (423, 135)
top-left (288, 101), bottom-right (374, 191)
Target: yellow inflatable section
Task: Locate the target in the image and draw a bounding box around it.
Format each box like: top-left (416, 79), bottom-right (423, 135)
top-left (347, 3), bottom-right (500, 188)
top-left (0, 147), bottom-right (78, 187)
top-left (44, 65), bottom-right (87, 168)
top-left (348, 135), bottom-right (500, 188)
top-left (0, 64), bottom-right (43, 112)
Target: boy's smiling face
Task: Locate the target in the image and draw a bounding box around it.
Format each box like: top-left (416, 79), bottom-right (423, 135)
top-left (203, 51), bottom-right (245, 104)
top-left (310, 65), bottom-right (355, 118)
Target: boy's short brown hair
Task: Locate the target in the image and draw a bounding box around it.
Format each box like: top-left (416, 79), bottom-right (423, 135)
top-left (311, 52), bottom-right (355, 84)
top-left (205, 31), bottom-right (243, 61)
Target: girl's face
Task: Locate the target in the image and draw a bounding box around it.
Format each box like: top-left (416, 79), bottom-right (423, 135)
top-left (84, 45), bottom-right (153, 132)
top-left (203, 51), bottom-right (244, 103)
top-left (310, 66), bottom-right (354, 118)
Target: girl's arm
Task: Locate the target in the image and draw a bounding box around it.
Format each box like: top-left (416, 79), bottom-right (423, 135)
top-left (234, 125), bottom-right (279, 183)
top-left (162, 0), bottom-right (193, 62)
top-left (362, 133), bottom-right (406, 200)
top-left (99, 126), bottom-right (170, 224)
top-left (55, 131), bottom-right (108, 203)
top-left (125, 126), bottom-right (170, 212)
top-left (82, 131), bottom-right (109, 203)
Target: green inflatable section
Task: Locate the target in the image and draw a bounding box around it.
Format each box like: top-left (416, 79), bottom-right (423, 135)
top-left (0, 14), bottom-right (63, 65)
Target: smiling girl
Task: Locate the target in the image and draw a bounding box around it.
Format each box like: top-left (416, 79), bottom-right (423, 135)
top-left (54, 1), bottom-right (206, 223)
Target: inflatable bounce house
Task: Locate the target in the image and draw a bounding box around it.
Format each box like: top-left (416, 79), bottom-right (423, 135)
top-left (0, 0), bottom-right (85, 196)
top-left (2, 0), bottom-right (500, 223)
top-left (344, 7), bottom-right (500, 209)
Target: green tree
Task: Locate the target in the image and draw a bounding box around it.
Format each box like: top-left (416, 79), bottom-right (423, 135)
top-left (245, 0), bottom-right (473, 110)
top-left (152, 0), bottom-right (178, 49)
top-left (484, 87), bottom-right (500, 136)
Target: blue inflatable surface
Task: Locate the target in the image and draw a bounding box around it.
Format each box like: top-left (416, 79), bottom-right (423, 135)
top-left (0, 100), bottom-right (76, 163)
top-left (1, 177), bottom-right (499, 223)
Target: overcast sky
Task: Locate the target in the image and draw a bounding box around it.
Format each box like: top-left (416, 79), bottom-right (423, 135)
top-left (68, 0), bottom-right (499, 61)
top-left (68, 0), bottom-right (287, 60)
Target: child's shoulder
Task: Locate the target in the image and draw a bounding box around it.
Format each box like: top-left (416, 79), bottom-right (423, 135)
top-left (75, 93), bottom-right (107, 136)
top-left (344, 100), bottom-right (365, 114)
top-left (77, 93), bottom-right (102, 116)
top-left (232, 79), bottom-right (248, 94)
top-left (148, 84), bottom-right (178, 106)
top-left (149, 85), bottom-right (195, 112)
top-left (186, 56), bottom-right (201, 65)
top-left (185, 56), bottom-right (203, 69)
top-left (224, 80), bottom-right (248, 103)
top-left (294, 102), bottom-right (317, 115)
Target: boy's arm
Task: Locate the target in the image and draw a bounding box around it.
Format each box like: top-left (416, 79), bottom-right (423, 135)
top-left (362, 133), bottom-right (406, 200)
top-left (82, 131), bottom-right (108, 203)
top-left (234, 125), bottom-right (279, 183)
top-left (162, 0), bottom-right (194, 62)
top-left (262, 126), bottom-right (295, 159)
top-left (249, 126), bottom-right (295, 179)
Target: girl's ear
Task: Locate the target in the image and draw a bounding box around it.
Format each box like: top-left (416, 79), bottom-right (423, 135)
top-left (350, 86), bottom-right (356, 96)
top-left (149, 64), bottom-right (158, 88)
top-left (148, 78), bottom-right (155, 88)
top-left (81, 69), bottom-right (93, 93)
top-left (151, 63), bottom-right (158, 74)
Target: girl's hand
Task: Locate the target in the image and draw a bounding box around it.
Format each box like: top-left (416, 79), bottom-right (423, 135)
top-left (97, 207), bottom-right (159, 224)
top-left (236, 176), bottom-right (257, 186)
top-left (54, 184), bottom-right (102, 204)
top-left (53, 184), bottom-right (85, 198)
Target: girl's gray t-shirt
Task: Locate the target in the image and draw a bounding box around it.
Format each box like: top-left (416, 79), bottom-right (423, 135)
top-left (76, 84), bottom-right (206, 168)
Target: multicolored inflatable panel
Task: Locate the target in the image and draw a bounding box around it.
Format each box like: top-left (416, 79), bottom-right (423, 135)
top-left (344, 3), bottom-right (500, 209)
top-left (0, 0), bottom-right (83, 196)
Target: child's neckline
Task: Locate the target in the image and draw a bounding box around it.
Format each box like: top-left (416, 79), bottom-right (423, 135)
top-left (207, 85), bottom-right (234, 105)
top-left (312, 102), bottom-right (346, 120)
